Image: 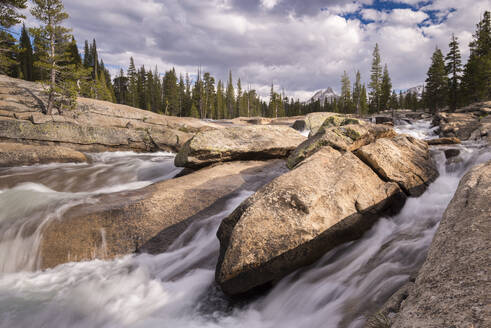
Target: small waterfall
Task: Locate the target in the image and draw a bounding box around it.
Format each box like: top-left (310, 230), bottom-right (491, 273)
top-left (0, 152), bottom-right (180, 273)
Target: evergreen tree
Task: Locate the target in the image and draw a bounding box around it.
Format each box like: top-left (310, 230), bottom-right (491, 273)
top-left (18, 24), bottom-right (34, 81)
top-left (225, 70), bottom-right (235, 118)
top-left (389, 90), bottom-right (398, 109)
top-left (0, 0), bottom-right (27, 28)
top-left (91, 39), bottom-right (98, 80)
top-left (425, 48), bottom-right (448, 113)
top-left (113, 68), bottom-right (128, 105)
top-left (127, 57), bottom-right (138, 107)
top-left (0, 30), bottom-right (18, 76)
top-left (67, 36), bottom-right (81, 67)
top-left (236, 78), bottom-right (243, 117)
top-left (352, 70), bottom-right (362, 114)
top-left (30, 0), bottom-right (77, 114)
top-left (0, 1), bottom-right (26, 76)
top-left (445, 33), bottom-right (462, 111)
top-left (369, 43), bottom-right (383, 113)
top-left (380, 64), bottom-right (392, 110)
top-left (461, 11), bottom-right (491, 104)
top-left (83, 40), bottom-right (91, 68)
top-left (178, 73), bottom-right (185, 116)
top-left (360, 84), bottom-right (368, 114)
top-left (216, 80), bottom-right (224, 119)
top-left (184, 73), bottom-right (192, 116)
top-left (340, 71), bottom-right (352, 113)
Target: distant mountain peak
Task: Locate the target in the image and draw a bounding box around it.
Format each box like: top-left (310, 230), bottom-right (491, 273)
top-left (309, 87), bottom-right (339, 104)
top-left (402, 85), bottom-right (424, 99)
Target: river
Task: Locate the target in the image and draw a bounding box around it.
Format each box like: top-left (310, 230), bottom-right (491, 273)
top-left (0, 120), bottom-right (489, 328)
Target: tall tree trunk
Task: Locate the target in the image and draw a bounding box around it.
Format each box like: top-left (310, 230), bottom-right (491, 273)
top-left (47, 16), bottom-right (55, 115)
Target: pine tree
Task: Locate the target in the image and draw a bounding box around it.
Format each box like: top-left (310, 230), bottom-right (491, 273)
top-left (236, 78), bottom-right (242, 117)
top-left (0, 0), bottom-right (27, 28)
top-left (127, 57), bottom-right (138, 107)
top-left (216, 80), bottom-right (224, 119)
top-left (225, 70), bottom-right (235, 118)
top-left (380, 64), bottom-right (392, 111)
top-left (0, 30), bottom-right (18, 76)
top-left (113, 68), bottom-right (128, 104)
top-left (67, 36), bottom-right (81, 67)
top-left (184, 73), bottom-right (192, 116)
top-left (425, 48), bottom-right (448, 113)
top-left (18, 24), bottom-right (34, 81)
top-left (83, 40), bottom-right (91, 68)
top-left (0, 1), bottom-right (26, 76)
top-left (178, 73), bottom-right (185, 116)
top-left (30, 0), bottom-right (77, 114)
top-left (360, 84), bottom-right (368, 115)
top-left (369, 43), bottom-right (383, 113)
top-left (340, 71), bottom-right (352, 113)
top-left (445, 33), bottom-right (462, 111)
top-left (461, 11), bottom-right (491, 104)
top-left (352, 70), bottom-right (362, 114)
top-left (389, 90), bottom-right (398, 109)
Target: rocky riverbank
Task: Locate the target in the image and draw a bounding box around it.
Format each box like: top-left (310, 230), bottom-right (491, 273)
top-left (0, 74), bottom-right (221, 154)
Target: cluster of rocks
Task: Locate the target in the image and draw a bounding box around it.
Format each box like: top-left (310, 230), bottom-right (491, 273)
top-left (433, 101), bottom-right (490, 143)
top-left (211, 116), bottom-right (438, 295)
top-left (1, 75), bottom-right (487, 326)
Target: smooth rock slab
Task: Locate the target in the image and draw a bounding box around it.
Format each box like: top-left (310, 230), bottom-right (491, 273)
top-left (175, 125), bottom-right (306, 168)
top-left (216, 147), bottom-right (406, 295)
top-left (355, 135), bottom-right (439, 196)
top-left (0, 142), bottom-right (87, 166)
top-left (391, 160), bottom-right (491, 328)
top-left (39, 160), bottom-right (286, 269)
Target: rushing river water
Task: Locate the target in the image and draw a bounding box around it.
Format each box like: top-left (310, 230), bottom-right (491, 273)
top-left (0, 121), bottom-right (489, 328)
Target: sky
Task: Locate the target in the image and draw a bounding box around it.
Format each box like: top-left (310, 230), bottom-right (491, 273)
top-left (22, 0), bottom-right (490, 100)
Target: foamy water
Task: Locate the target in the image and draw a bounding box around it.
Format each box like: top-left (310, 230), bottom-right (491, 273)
top-left (0, 126), bottom-right (489, 328)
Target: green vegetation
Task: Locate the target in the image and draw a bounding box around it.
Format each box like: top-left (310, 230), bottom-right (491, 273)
top-left (0, 1), bottom-right (489, 117)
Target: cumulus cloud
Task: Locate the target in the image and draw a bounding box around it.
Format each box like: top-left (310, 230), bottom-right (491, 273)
top-left (34, 0), bottom-right (489, 100)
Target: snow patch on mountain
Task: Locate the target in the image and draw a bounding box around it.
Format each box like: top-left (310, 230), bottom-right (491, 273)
top-left (308, 87), bottom-right (339, 104)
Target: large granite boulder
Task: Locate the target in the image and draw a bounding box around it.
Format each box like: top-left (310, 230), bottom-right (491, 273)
top-left (39, 160), bottom-right (287, 269)
top-left (355, 135), bottom-right (439, 196)
top-left (389, 160), bottom-right (490, 328)
top-left (287, 123), bottom-right (395, 169)
top-left (0, 142), bottom-right (87, 166)
top-left (215, 147), bottom-right (406, 295)
top-left (175, 125), bottom-right (306, 168)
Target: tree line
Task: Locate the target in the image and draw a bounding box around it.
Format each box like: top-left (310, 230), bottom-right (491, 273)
top-left (1, 1), bottom-right (489, 117)
top-left (424, 11), bottom-right (490, 113)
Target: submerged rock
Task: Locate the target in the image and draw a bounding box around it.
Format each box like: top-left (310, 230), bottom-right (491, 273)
top-left (0, 142), bottom-right (87, 166)
top-left (39, 160), bottom-right (287, 269)
top-left (287, 123), bottom-right (395, 169)
top-left (390, 160), bottom-right (491, 328)
top-left (444, 148), bottom-right (460, 159)
top-left (215, 147), bottom-right (406, 295)
top-left (355, 135), bottom-right (439, 196)
top-left (175, 125), bottom-right (306, 169)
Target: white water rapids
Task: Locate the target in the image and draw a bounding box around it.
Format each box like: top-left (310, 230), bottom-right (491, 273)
top-left (0, 121), bottom-right (489, 328)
